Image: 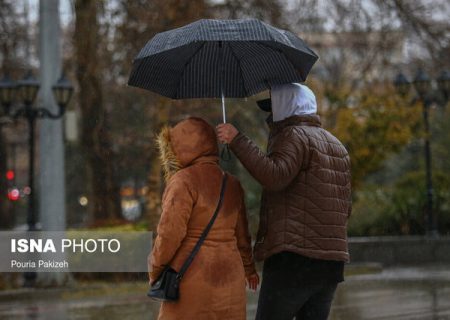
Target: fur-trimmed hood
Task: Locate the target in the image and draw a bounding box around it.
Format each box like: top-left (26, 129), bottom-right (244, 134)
top-left (156, 117), bottom-right (219, 181)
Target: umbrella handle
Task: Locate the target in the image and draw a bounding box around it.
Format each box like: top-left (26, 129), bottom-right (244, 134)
top-left (220, 144), bottom-right (231, 161)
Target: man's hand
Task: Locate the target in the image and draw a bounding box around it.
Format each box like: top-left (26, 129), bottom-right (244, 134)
top-left (216, 123), bottom-right (239, 144)
top-left (246, 272), bottom-right (260, 291)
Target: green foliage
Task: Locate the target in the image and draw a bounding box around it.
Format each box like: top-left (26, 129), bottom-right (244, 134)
top-left (328, 86), bottom-right (422, 190)
top-left (350, 170), bottom-right (450, 236)
top-left (349, 104), bottom-right (450, 236)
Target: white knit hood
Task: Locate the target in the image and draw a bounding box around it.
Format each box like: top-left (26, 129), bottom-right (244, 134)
top-left (271, 83), bottom-right (317, 122)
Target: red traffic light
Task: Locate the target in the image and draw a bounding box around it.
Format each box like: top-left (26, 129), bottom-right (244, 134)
top-left (6, 170), bottom-right (15, 181)
top-left (7, 188), bottom-right (20, 201)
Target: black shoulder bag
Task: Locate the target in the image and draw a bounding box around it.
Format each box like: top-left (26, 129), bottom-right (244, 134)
top-left (147, 173), bottom-right (228, 302)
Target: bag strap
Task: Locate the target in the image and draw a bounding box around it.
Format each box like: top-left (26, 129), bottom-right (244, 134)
top-left (176, 172), bottom-right (228, 280)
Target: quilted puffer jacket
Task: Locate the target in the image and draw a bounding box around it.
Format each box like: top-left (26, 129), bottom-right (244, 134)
top-left (230, 114), bottom-right (351, 262)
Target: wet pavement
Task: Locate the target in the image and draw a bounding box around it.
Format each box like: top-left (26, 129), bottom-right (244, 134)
top-left (1, 265), bottom-right (450, 320)
top-left (331, 266), bottom-right (450, 320)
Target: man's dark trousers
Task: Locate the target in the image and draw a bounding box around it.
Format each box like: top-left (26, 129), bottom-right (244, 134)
top-left (255, 251), bottom-right (342, 320)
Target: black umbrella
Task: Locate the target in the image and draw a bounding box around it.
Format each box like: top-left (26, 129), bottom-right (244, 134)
top-left (128, 18), bottom-right (318, 122)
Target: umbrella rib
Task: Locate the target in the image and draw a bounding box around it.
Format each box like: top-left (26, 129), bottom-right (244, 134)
top-left (175, 41), bottom-right (207, 98)
top-left (257, 41), bottom-right (306, 82)
top-left (227, 42), bottom-right (250, 97)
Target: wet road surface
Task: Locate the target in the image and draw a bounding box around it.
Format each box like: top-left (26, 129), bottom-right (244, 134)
top-left (1, 265), bottom-right (449, 320)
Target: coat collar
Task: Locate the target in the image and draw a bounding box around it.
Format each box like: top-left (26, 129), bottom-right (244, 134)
top-left (269, 114), bottom-right (322, 133)
top-left (191, 155), bottom-right (220, 166)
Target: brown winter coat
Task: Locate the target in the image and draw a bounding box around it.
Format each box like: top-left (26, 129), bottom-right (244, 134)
top-left (230, 114), bottom-right (351, 262)
top-left (149, 117), bottom-right (256, 320)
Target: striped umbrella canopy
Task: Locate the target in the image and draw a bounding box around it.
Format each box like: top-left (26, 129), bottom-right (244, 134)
top-left (128, 18), bottom-right (318, 122)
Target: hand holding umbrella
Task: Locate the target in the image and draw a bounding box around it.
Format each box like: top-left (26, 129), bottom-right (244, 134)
top-left (216, 123), bottom-right (239, 144)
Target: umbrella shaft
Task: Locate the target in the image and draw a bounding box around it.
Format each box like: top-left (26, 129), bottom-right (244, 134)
top-left (221, 92), bottom-right (226, 123)
top-left (219, 41), bottom-right (226, 124)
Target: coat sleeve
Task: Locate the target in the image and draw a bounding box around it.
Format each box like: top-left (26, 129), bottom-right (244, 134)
top-left (229, 128), bottom-right (308, 191)
top-left (148, 175), bottom-right (195, 281)
top-left (234, 183), bottom-right (256, 277)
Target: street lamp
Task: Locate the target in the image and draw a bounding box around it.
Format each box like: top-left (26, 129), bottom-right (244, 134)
top-left (17, 71), bottom-right (40, 107)
top-left (437, 70), bottom-right (450, 103)
top-left (393, 72), bottom-right (410, 97)
top-left (0, 74), bottom-right (16, 119)
top-left (1, 71), bottom-right (73, 287)
top-left (52, 73), bottom-right (74, 109)
top-left (412, 69), bottom-right (432, 100)
top-left (394, 69), bottom-right (450, 238)
top-left (0, 70), bottom-right (73, 231)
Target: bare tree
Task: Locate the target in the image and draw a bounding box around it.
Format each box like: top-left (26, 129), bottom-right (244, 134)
top-left (381, 0), bottom-right (450, 72)
top-left (73, 0), bottom-right (122, 224)
top-left (104, 0), bottom-right (213, 229)
top-left (213, 0), bottom-right (286, 26)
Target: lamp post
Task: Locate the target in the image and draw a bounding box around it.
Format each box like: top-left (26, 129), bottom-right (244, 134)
top-left (0, 71), bottom-right (73, 231)
top-left (394, 69), bottom-right (450, 237)
top-left (0, 71), bottom-right (72, 286)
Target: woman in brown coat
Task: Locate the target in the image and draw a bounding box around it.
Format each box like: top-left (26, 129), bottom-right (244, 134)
top-left (149, 117), bottom-right (258, 320)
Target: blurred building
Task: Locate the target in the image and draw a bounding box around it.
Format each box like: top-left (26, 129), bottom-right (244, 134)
top-left (302, 30), bottom-right (407, 84)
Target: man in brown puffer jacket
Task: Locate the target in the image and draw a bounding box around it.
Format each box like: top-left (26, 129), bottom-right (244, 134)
top-left (217, 83), bottom-right (351, 320)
